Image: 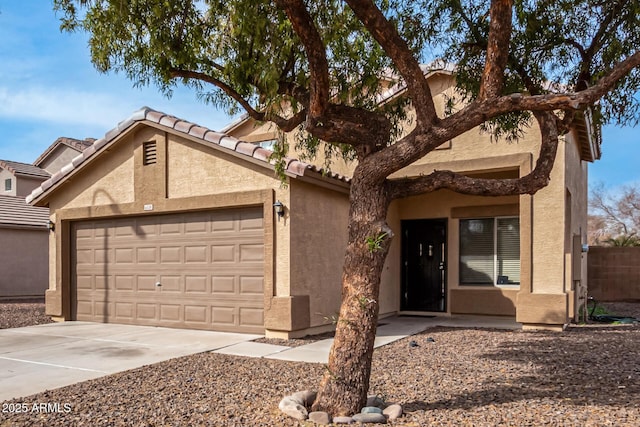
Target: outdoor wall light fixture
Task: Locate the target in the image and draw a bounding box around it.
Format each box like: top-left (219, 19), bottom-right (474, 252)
top-left (273, 200), bottom-right (285, 220)
top-left (48, 220), bottom-right (55, 232)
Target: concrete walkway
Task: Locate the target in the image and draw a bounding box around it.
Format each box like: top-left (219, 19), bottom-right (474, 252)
top-left (213, 315), bottom-right (521, 363)
top-left (0, 315), bottom-right (520, 402)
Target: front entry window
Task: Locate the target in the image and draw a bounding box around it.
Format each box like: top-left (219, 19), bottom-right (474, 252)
top-left (459, 217), bottom-right (520, 286)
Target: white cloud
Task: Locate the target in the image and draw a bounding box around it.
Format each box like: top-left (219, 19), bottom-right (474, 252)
top-left (0, 86), bottom-right (128, 128)
top-left (0, 84), bottom-right (233, 132)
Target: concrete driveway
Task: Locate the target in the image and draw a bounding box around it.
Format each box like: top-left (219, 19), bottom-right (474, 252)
top-left (0, 322), bottom-right (261, 402)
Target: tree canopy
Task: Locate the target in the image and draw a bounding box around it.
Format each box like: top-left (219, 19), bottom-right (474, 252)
top-left (54, 0), bottom-right (640, 418)
top-left (56, 0), bottom-right (640, 150)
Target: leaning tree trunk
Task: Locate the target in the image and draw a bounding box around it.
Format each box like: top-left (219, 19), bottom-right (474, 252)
top-left (311, 170), bottom-right (393, 417)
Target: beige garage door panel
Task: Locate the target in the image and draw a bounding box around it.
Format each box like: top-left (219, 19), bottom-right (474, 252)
top-left (73, 208), bottom-right (265, 333)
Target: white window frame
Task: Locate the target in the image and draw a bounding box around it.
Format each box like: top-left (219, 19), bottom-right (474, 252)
top-left (459, 216), bottom-right (520, 287)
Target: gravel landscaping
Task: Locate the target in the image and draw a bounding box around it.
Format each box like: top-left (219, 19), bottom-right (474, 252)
top-left (0, 300), bottom-right (53, 329)
top-left (1, 301), bottom-right (639, 426)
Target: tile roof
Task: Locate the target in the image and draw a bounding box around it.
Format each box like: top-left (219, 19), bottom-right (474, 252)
top-left (0, 195), bottom-right (49, 229)
top-left (33, 137), bottom-right (95, 168)
top-left (0, 160), bottom-right (50, 179)
top-left (27, 107), bottom-right (350, 205)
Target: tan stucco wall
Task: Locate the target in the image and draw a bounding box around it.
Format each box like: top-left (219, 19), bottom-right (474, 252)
top-left (564, 130), bottom-right (589, 319)
top-left (47, 137), bottom-right (135, 212)
top-left (516, 131), bottom-right (589, 328)
top-left (225, 118), bottom-right (277, 142)
top-left (39, 145), bottom-right (82, 175)
top-left (0, 169), bottom-right (16, 196)
top-left (288, 180), bottom-right (350, 331)
top-left (0, 227), bottom-right (48, 299)
top-left (167, 132), bottom-right (282, 197)
top-left (16, 177), bottom-right (46, 198)
top-left (530, 139), bottom-right (566, 294)
top-left (0, 171), bottom-right (46, 198)
top-left (380, 201), bottom-right (401, 315)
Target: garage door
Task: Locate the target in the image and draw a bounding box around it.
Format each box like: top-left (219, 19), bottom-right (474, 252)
top-left (72, 208), bottom-right (265, 333)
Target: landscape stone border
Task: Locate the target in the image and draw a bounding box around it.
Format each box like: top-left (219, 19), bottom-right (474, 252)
top-left (278, 390), bottom-right (403, 424)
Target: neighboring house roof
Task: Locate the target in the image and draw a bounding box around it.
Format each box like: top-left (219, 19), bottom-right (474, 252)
top-left (27, 107), bottom-right (351, 205)
top-left (33, 137), bottom-right (96, 168)
top-left (0, 195), bottom-right (49, 229)
top-left (0, 160), bottom-right (50, 179)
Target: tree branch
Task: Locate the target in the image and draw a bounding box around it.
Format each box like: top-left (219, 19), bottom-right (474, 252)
top-left (575, 0), bottom-right (625, 91)
top-left (368, 49), bottom-right (640, 180)
top-left (585, 0), bottom-right (625, 60)
top-left (306, 104), bottom-right (392, 150)
top-left (344, 0), bottom-right (438, 127)
top-left (387, 111), bottom-right (559, 199)
top-left (275, 0), bottom-right (330, 119)
top-left (452, 0), bottom-right (486, 44)
top-left (169, 68), bottom-right (306, 132)
top-left (445, 49), bottom-right (640, 134)
top-left (479, 0), bottom-right (513, 100)
top-left (563, 38), bottom-right (588, 62)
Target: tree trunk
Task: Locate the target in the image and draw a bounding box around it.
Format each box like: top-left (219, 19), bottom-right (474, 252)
top-left (311, 170), bottom-right (393, 416)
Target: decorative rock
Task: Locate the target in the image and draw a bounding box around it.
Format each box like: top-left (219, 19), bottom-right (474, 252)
top-left (308, 411), bottom-right (331, 425)
top-left (278, 396), bottom-right (308, 420)
top-left (427, 337), bottom-right (436, 343)
top-left (361, 406), bottom-right (383, 414)
top-left (281, 394), bottom-right (304, 406)
top-left (366, 395), bottom-right (385, 408)
top-left (383, 404), bottom-right (403, 420)
top-left (332, 416), bottom-right (354, 424)
top-left (352, 413), bottom-right (387, 423)
top-left (291, 390), bottom-right (317, 407)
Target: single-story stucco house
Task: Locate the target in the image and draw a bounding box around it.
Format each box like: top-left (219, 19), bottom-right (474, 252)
top-left (27, 71), bottom-right (599, 336)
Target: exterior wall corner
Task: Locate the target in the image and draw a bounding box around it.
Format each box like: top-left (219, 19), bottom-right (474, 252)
top-left (264, 295), bottom-right (310, 332)
top-left (515, 292), bottom-right (569, 327)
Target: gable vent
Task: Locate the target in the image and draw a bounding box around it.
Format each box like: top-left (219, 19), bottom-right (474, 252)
top-left (143, 141), bottom-right (157, 165)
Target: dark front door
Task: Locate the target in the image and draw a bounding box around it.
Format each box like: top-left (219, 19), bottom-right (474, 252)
top-left (401, 219), bottom-right (447, 312)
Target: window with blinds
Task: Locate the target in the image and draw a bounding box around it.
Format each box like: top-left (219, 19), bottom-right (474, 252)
top-left (459, 217), bottom-right (520, 286)
top-left (497, 218), bottom-right (520, 284)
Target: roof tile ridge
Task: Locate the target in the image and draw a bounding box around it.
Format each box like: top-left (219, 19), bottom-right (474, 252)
top-left (26, 108), bottom-right (153, 205)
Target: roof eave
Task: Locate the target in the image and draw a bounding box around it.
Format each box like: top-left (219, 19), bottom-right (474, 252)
top-left (573, 108), bottom-right (602, 163)
top-left (27, 106), bottom-right (352, 206)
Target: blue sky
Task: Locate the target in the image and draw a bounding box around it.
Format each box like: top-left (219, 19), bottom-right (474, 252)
top-left (0, 2), bottom-right (638, 190)
top-left (0, 2), bottom-right (233, 164)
